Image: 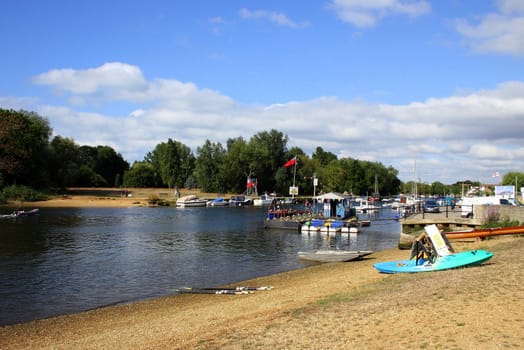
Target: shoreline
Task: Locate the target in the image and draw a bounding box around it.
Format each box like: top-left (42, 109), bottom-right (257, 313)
top-left (0, 187), bottom-right (216, 209)
top-left (1, 236), bottom-right (522, 349)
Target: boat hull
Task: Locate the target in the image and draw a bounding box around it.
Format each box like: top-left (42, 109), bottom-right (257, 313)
top-left (446, 225), bottom-right (524, 239)
top-left (176, 201), bottom-right (208, 208)
top-left (374, 250), bottom-right (493, 274)
top-left (298, 250), bottom-right (373, 263)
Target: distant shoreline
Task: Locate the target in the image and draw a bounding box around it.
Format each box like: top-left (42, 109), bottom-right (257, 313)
top-left (0, 187), bottom-right (218, 209)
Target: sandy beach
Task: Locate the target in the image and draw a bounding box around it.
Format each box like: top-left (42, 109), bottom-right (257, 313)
top-left (1, 189), bottom-right (523, 349)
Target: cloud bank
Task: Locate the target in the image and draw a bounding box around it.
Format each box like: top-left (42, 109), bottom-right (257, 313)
top-left (18, 62), bottom-right (524, 184)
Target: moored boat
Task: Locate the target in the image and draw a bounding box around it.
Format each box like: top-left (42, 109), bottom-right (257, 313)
top-left (298, 250), bottom-right (373, 263)
top-left (207, 197), bottom-right (229, 207)
top-left (229, 195), bottom-right (252, 207)
top-left (176, 195), bottom-right (208, 208)
top-left (253, 194), bottom-right (275, 206)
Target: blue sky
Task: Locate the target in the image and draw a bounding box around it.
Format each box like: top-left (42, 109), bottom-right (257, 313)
top-left (1, 0), bottom-right (523, 186)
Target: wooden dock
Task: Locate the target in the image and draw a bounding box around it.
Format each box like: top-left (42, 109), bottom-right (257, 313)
top-left (401, 209), bottom-right (482, 234)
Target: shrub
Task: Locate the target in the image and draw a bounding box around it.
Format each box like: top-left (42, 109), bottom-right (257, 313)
top-left (0, 185), bottom-right (48, 202)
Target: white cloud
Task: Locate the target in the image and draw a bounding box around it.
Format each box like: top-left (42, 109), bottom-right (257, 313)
top-left (32, 63), bottom-right (235, 112)
top-left (19, 64), bottom-right (524, 184)
top-left (329, 0), bottom-right (431, 28)
top-left (238, 8), bottom-right (309, 29)
top-left (33, 62), bottom-right (148, 95)
top-left (454, 0), bottom-right (524, 56)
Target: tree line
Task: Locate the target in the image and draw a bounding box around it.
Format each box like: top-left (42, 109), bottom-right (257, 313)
top-left (2, 108), bottom-right (521, 199)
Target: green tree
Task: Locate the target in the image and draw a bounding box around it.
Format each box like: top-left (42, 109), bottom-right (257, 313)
top-left (501, 172), bottom-right (524, 192)
top-left (322, 160), bottom-right (346, 193)
top-left (221, 137), bottom-right (250, 193)
top-left (194, 140), bottom-right (226, 192)
top-left (430, 181), bottom-right (447, 196)
top-left (337, 158), bottom-right (366, 195)
top-left (247, 130), bottom-right (289, 193)
top-left (123, 161), bottom-right (157, 187)
top-left (147, 139), bottom-right (194, 188)
top-left (0, 109), bottom-right (52, 187)
top-left (49, 136), bottom-right (82, 188)
top-left (93, 146), bottom-right (129, 186)
top-left (312, 146), bottom-right (337, 166)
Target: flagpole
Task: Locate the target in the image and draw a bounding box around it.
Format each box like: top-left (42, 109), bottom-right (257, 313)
top-left (292, 156), bottom-right (297, 199)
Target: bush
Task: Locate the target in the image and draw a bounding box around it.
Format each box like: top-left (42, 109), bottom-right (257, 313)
top-left (0, 185), bottom-right (48, 202)
top-left (147, 194), bottom-right (171, 206)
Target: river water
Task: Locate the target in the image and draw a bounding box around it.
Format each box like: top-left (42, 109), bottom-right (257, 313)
top-left (0, 206), bottom-right (400, 326)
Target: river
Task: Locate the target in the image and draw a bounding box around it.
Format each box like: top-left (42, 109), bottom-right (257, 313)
top-left (0, 206), bottom-right (400, 326)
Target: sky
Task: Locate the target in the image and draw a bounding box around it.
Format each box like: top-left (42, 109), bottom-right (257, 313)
top-left (1, 0), bottom-right (523, 185)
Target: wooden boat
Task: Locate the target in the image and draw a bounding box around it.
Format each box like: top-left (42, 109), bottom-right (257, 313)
top-left (445, 225), bottom-right (524, 239)
top-left (176, 195), bottom-right (208, 208)
top-left (374, 224), bottom-right (493, 274)
top-left (298, 250), bottom-right (373, 263)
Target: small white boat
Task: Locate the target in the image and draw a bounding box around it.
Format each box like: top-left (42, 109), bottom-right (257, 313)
top-left (253, 194), bottom-right (275, 206)
top-left (298, 250), bottom-right (373, 263)
top-left (176, 195), bottom-right (208, 208)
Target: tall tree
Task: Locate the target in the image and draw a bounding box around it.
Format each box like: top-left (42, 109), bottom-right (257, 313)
top-left (194, 140), bottom-right (226, 192)
top-left (147, 139), bottom-right (194, 188)
top-left (49, 136), bottom-right (81, 188)
top-left (94, 146), bottom-right (129, 186)
top-left (502, 172), bottom-right (524, 192)
top-left (247, 129), bottom-right (289, 193)
top-left (123, 161), bottom-right (158, 187)
top-left (0, 109), bottom-right (52, 187)
top-left (221, 137), bottom-right (250, 193)
top-left (312, 146), bottom-right (337, 166)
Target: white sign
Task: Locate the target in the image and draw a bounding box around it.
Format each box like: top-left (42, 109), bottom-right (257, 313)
top-left (495, 185), bottom-right (515, 198)
top-left (289, 186), bottom-right (299, 196)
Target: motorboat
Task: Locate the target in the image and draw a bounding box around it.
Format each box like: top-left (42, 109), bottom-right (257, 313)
top-left (176, 195), bottom-right (208, 208)
top-left (229, 195), bottom-right (251, 207)
top-left (207, 197), bottom-right (229, 207)
top-left (15, 208), bottom-right (40, 216)
top-left (253, 194), bottom-right (275, 206)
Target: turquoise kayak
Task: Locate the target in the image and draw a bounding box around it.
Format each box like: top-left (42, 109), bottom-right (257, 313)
top-left (373, 250), bottom-right (493, 274)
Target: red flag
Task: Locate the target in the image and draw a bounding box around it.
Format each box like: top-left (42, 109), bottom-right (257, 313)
top-left (284, 157), bottom-right (296, 168)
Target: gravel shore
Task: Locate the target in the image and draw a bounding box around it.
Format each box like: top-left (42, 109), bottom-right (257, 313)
top-left (1, 235), bottom-right (522, 349)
